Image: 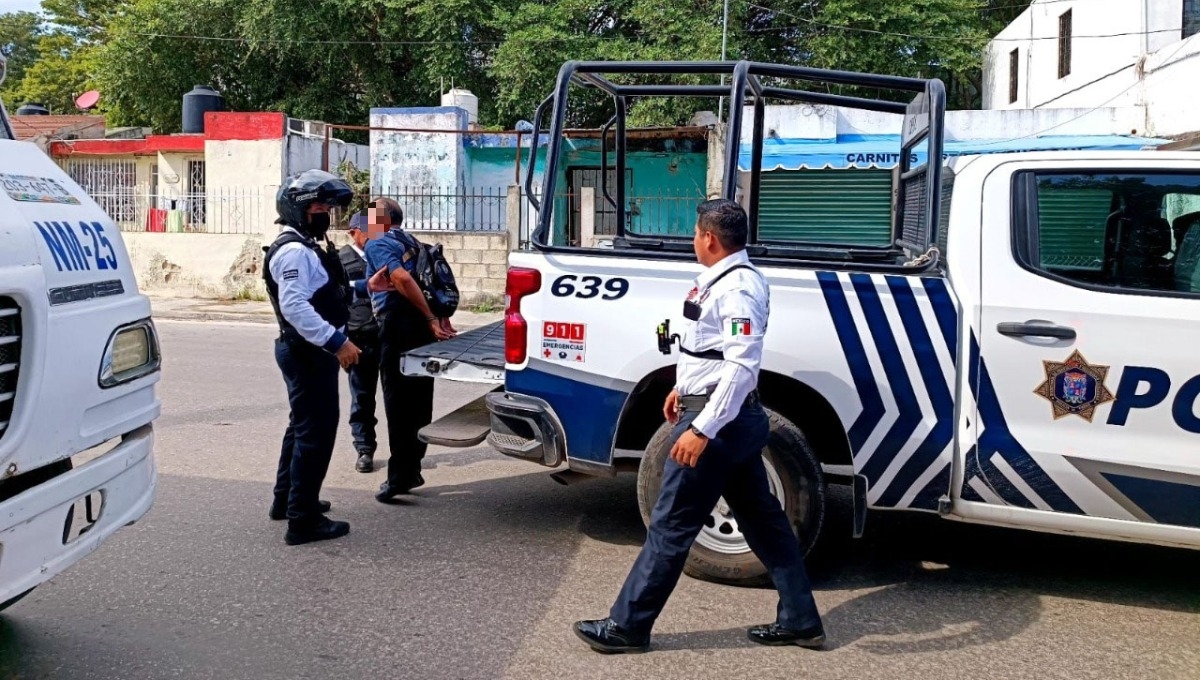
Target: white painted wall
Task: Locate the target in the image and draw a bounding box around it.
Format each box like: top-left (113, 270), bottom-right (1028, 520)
top-left (370, 106), bottom-right (470, 229)
top-left (984, 0), bottom-right (1185, 110)
top-left (741, 103), bottom-right (1148, 141)
top-left (284, 135), bottom-right (369, 177)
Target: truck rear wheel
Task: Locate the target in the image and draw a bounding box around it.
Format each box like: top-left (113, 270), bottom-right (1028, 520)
top-left (636, 408), bottom-right (825, 587)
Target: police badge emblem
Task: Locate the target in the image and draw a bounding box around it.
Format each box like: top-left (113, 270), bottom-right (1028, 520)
top-left (1033, 350), bottom-right (1115, 422)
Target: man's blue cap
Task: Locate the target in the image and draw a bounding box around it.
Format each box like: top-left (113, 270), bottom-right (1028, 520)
top-left (348, 213), bottom-right (368, 230)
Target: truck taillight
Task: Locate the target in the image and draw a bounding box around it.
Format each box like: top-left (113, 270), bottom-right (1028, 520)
top-left (504, 267), bottom-right (542, 364)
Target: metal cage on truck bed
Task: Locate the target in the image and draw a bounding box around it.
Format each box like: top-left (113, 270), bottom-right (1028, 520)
top-left (523, 60), bottom-right (947, 273)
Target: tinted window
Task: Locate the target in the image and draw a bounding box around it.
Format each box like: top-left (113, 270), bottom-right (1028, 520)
top-left (1026, 172), bottom-right (1200, 295)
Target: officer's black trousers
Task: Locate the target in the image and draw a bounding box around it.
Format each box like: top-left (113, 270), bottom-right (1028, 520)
top-left (346, 329), bottom-right (381, 455)
top-left (378, 313), bottom-right (435, 487)
top-left (609, 401), bottom-right (822, 635)
top-left (272, 336), bottom-right (339, 523)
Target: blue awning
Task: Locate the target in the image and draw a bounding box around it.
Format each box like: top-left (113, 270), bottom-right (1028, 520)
top-left (739, 133), bottom-right (1171, 171)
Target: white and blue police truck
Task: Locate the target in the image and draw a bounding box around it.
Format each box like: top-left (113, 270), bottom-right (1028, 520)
top-left (0, 55), bottom-right (161, 612)
top-left (404, 60), bottom-right (1200, 586)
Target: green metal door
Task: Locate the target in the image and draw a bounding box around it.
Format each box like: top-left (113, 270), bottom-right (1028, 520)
top-left (757, 169), bottom-right (894, 246)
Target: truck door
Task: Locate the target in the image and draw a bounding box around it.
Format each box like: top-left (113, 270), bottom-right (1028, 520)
top-left (972, 162), bottom-right (1200, 533)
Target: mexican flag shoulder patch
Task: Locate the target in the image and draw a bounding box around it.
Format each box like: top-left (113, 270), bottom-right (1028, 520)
top-left (731, 318), bottom-right (751, 335)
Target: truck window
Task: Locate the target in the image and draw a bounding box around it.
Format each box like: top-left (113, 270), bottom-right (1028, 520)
top-left (1019, 171), bottom-right (1200, 296)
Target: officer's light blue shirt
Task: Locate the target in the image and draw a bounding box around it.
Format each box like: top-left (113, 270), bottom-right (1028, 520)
top-left (362, 228), bottom-right (417, 317)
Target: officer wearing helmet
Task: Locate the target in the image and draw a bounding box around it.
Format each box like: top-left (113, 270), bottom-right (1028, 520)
top-left (263, 169), bottom-right (366, 545)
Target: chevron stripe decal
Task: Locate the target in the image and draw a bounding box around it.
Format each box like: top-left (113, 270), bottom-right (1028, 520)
top-left (964, 335), bottom-right (1083, 514)
top-left (817, 271), bottom-right (957, 511)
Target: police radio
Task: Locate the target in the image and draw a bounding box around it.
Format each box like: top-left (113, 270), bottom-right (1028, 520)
top-left (656, 318), bottom-right (680, 355)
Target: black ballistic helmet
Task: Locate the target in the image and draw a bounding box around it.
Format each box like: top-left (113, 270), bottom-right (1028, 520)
top-left (275, 169), bottom-right (354, 233)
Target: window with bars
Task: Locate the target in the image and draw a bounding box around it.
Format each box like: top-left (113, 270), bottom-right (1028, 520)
top-left (61, 159), bottom-right (138, 224)
top-left (1058, 10), bottom-right (1072, 79)
top-left (186, 159), bottom-right (206, 227)
top-left (1009, 48), bottom-right (1019, 103)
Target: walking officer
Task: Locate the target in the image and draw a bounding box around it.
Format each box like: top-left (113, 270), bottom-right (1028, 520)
top-left (264, 169), bottom-right (359, 546)
top-left (338, 212), bottom-right (383, 473)
top-left (573, 198), bottom-right (826, 652)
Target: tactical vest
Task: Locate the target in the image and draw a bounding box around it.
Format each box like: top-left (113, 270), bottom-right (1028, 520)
top-left (338, 244), bottom-right (379, 334)
top-left (262, 230), bottom-right (351, 341)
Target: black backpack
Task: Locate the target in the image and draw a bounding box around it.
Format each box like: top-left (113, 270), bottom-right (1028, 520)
top-left (386, 228), bottom-right (460, 318)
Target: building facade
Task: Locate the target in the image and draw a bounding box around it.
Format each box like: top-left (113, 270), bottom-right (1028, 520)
top-left (984, 0), bottom-right (1200, 137)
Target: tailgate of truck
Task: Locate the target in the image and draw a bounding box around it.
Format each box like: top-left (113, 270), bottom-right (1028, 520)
top-left (400, 320), bottom-right (505, 384)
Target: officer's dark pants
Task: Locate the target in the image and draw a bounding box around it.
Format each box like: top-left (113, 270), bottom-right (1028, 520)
top-left (346, 328), bottom-right (381, 456)
top-left (378, 311), bottom-right (436, 487)
top-left (609, 400), bottom-right (822, 636)
top-left (272, 335), bottom-right (339, 523)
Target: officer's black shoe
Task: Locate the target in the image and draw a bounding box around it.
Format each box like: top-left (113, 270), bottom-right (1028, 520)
top-left (375, 474), bottom-right (425, 502)
top-left (284, 516), bottom-right (350, 546)
top-left (572, 618), bottom-right (650, 654)
top-left (746, 622), bottom-right (826, 649)
top-left (355, 453), bottom-right (373, 473)
top-left (268, 499), bottom-right (331, 521)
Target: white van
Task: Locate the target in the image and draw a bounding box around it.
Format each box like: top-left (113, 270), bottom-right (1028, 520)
top-left (0, 55), bottom-right (161, 612)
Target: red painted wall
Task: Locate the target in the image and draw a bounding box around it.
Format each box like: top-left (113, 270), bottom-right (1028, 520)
top-left (51, 135), bottom-right (206, 157)
top-left (204, 112), bottom-right (286, 141)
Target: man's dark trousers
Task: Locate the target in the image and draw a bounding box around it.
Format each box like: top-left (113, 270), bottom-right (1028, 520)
top-left (272, 334), bottom-right (340, 523)
top-left (346, 328), bottom-right (381, 456)
top-left (378, 310), bottom-right (436, 488)
top-left (609, 400), bottom-right (822, 635)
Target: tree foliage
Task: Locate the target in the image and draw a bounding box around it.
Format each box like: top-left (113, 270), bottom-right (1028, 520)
top-left (4, 0), bottom-right (1032, 130)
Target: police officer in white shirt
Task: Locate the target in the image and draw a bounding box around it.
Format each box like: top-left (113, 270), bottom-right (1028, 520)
top-left (263, 170), bottom-right (365, 545)
top-left (574, 199), bottom-right (825, 653)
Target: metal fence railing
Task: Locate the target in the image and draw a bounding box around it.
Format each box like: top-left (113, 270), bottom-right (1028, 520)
top-left (83, 186), bottom-right (272, 235)
top-left (371, 186), bottom-right (509, 232)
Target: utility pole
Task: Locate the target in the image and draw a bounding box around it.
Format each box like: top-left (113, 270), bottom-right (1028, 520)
top-left (717, 0), bottom-right (730, 121)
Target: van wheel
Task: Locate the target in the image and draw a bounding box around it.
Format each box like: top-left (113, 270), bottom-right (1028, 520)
top-left (636, 408), bottom-right (826, 587)
top-left (0, 587), bottom-right (35, 613)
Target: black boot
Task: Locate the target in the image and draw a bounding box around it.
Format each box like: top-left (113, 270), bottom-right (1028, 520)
top-left (572, 618), bottom-right (650, 654)
top-left (269, 499), bottom-right (331, 521)
top-left (284, 516), bottom-right (350, 546)
top-left (746, 622), bottom-right (826, 649)
top-left (355, 453), bottom-right (374, 473)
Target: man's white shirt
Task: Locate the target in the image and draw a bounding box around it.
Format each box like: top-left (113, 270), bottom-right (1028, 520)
top-left (674, 249), bottom-right (770, 438)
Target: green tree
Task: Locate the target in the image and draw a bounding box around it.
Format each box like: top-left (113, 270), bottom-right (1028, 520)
top-left (11, 33), bottom-right (96, 113)
top-left (0, 11), bottom-right (45, 95)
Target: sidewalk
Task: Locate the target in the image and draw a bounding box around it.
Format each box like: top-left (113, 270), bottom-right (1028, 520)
top-left (148, 295), bottom-right (503, 330)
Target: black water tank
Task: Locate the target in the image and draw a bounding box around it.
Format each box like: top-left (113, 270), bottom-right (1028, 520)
top-left (16, 103), bottom-right (49, 115)
top-left (182, 85), bottom-right (224, 133)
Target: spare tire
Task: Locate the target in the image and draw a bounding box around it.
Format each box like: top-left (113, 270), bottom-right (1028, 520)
top-left (636, 408), bottom-right (825, 587)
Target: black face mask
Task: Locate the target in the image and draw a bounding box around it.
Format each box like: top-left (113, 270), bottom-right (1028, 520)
top-left (304, 212), bottom-right (331, 238)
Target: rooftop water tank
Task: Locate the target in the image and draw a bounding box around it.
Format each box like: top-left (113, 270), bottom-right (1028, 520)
top-left (182, 85), bottom-right (225, 134)
top-left (16, 103), bottom-right (50, 116)
top-left (441, 88), bottom-right (478, 127)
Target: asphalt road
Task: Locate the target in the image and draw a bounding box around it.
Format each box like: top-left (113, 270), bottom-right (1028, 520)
top-left (1, 320), bottom-right (1197, 680)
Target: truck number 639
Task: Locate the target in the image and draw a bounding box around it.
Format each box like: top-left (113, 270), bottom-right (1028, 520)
top-left (550, 274), bottom-right (629, 300)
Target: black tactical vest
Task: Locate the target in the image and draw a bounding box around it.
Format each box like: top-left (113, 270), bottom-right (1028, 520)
top-left (338, 244), bottom-right (379, 334)
top-left (262, 230), bottom-right (351, 341)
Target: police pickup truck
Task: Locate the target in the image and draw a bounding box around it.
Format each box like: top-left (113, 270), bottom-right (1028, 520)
top-left (0, 55), bottom-right (161, 612)
top-left (403, 60), bottom-right (1200, 586)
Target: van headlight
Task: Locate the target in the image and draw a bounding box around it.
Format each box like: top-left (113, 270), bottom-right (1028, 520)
top-left (99, 319), bottom-right (161, 388)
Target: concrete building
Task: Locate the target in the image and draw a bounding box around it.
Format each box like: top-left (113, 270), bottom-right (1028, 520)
top-left (983, 0), bottom-right (1200, 138)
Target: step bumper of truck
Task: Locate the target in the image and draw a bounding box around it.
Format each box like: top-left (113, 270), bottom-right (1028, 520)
top-left (484, 391), bottom-right (566, 468)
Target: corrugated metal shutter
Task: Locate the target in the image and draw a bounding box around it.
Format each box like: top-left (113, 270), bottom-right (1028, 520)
top-left (1035, 187), bottom-right (1113, 271)
top-left (757, 170), bottom-right (894, 245)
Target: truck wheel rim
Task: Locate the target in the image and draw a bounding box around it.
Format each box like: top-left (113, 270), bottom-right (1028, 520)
top-left (695, 452), bottom-right (786, 556)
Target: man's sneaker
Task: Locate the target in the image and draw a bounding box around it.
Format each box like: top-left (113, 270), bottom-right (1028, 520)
top-left (284, 516), bottom-right (350, 546)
